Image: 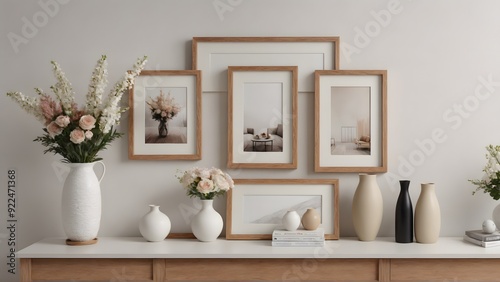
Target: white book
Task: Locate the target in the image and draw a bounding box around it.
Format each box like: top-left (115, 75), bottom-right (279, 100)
top-left (463, 235), bottom-right (500, 248)
top-left (273, 236), bottom-right (325, 242)
top-left (272, 228), bottom-right (324, 237)
top-left (272, 241), bottom-right (325, 247)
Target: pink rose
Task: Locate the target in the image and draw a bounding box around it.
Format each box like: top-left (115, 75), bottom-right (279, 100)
top-left (46, 121), bottom-right (62, 138)
top-left (79, 115), bottom-right (96, 130)
top-left (54, 115), bottom-right (70, 128)
top-left (70, 128), bottom-right (85, 144)
top-left (85, 130), bottom-right (93, 140)
top-left (197, 179), bottom-right (214, 194)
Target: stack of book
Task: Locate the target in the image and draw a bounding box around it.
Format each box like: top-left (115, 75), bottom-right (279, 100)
top-left (463, 229), bottom-right (500, 248)
top-left (272, 228), bottom-right (325, 247)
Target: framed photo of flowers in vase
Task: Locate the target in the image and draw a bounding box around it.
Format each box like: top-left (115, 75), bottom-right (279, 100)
top-left (129, 70), bottom-right (201, 160)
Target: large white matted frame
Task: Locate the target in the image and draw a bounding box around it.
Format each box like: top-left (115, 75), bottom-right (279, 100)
top-left (192, 36), bottom-right (339, 92)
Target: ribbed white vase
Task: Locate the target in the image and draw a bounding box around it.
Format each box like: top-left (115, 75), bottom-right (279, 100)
top-left (352, 173), bottom-right (383, 241)
top-left (61, 161), bottom-right (105, 243)
top-left (139, 205), bottom-right (171, 242)
top-left (414, 183), bottom-right (441, 243)
top-left (191, 200), bottom-right (223, 242)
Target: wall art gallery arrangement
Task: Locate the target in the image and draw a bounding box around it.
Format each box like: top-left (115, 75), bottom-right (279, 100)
top-left (127, 36), bottom-right (389, 242)
top-left (7, 36), bottom-right (392, 245)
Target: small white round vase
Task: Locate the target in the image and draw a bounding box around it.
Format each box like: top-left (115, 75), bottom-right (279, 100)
top-left (139, 205), bottom-right (171, 242)
top-left (282, 210), bottom-right (301, 231)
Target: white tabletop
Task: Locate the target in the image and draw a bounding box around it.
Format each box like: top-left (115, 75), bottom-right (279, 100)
top-left (16, 237), bottom-right (500, 259)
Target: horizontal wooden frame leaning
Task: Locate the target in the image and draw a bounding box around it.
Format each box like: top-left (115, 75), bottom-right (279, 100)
top-left (226, 179), bottom-right (339, 240)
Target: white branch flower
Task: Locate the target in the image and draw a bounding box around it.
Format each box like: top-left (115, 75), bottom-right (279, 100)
top-left (6, 91), bottom-right (45, 124)
top-left (50, 61), bottom-right (75, 116)
top-left (86, 55), bottom-right (108, 117)
top-left (99, 56), bottom-right (147, 133)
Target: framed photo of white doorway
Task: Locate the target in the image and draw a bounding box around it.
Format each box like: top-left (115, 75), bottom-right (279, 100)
top-left (227, 66), bottom-right (298, 169)
top-left (315, 70), bottom-right (387, 173)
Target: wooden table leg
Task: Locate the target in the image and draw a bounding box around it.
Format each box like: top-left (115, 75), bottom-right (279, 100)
top-left (153, 259), bottom-right (165, 282)
top-left (378, 259), bottom-right (390, 282)
top-left (20, 258), bottom-right (32, 282)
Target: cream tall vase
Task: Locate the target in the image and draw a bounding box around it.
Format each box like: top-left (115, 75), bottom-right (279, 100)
top-left (414, 183), bottom-right (441, 243)
top-left (352, 173), bottom-right (383, 241)
top-left (61, 161), bottom-right (105, 244)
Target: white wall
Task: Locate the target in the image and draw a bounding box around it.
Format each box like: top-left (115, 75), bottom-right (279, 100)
top-left (2, 0), bottom-right (500, 280)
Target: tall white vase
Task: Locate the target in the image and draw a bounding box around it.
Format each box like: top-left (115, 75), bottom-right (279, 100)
top-left (492, 203), bottom-right (500, 228)
top-left (61, 161), bottom-right (105, 243)
top-left (191, 200), bottom-right (223, 242)
top-left (414, 183), bottom-right (441, 243)
top-left (139, 205), bottom-right (171, 242)
top-left (352, 173), bottom-right (383, 241)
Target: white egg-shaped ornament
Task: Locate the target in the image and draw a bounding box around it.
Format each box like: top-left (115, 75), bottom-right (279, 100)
top-left (482, 219), bottom-right (496, 234)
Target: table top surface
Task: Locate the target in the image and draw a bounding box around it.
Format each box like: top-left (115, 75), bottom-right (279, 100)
top-left (16, 237), bottom-right (500, 259)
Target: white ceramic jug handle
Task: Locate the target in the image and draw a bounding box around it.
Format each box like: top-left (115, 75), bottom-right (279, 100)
top-left (95, 161), bottom-right (106, 183)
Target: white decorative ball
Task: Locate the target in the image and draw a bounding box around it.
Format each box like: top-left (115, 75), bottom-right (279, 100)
top-left (482, 219), bottom-right (496, 234)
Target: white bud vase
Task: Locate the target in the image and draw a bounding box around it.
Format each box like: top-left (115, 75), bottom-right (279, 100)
top-left (139, 205), bottom-right (171, 242)
top-left (61, 161), bottom-right (105, 244)
top-left (352, 173), bottom-right (383, 241)
top-left (414, 183), bottom-right (441, 243)
top-left (191, 200), bottom-right (223, 242)
top-left (282, 210), bottom-right (301, 231)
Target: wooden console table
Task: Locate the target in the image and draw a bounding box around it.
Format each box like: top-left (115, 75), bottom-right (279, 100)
top-left (17, 237), bottom-right (500, 281)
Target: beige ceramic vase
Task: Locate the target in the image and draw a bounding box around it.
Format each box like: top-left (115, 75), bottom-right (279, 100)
top-left (352, 173), bottom-right (383, 241)
top-left (301, 208), bottom-right (321, 230)
top-left (414, 183), bottom-right (441, 243)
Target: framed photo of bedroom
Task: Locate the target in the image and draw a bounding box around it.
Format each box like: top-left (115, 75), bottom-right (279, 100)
top-left (226, 179), bottom-right (340, 240)
top-left (128, 70), bottom-right (202, 160)
top-left (227, 66), bottom-right (298, 169)
top-left (314, 70), bottom-right (387, 173)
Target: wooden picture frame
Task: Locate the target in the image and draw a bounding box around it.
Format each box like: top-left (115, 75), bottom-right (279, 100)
top-left (128, 70), bottom-right (202, 160)
top-left (226, 179), bottom-right (339, 240)
top-left (228, 66), bottom-right (298, 169)
top-left (192, 36), bottom-right (339, 92)
top-left (315, 70), bottom-right (387, 172)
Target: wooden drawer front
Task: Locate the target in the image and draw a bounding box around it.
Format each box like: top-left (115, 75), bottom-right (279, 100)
top-left (165, 258), bottom-right (380, 281)
top-left (391, 259), bottom-right (500, 281)
top-left (31, 258), bottom-right (153, 281)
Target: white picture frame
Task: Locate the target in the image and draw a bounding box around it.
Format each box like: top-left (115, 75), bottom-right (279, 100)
top-left (192, 37), bottom-right (339, 92)
top-left (226, 179), bottom-right (339, 240)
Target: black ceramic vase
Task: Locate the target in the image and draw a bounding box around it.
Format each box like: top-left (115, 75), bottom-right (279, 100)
top-left (395, 180), bottom-right (413, 243)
